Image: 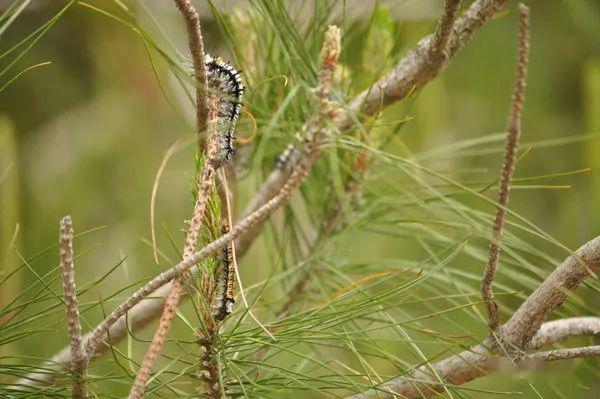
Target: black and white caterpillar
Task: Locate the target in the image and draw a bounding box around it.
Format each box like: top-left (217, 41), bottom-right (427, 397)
top-left (212, 222), bottom-right (236, 321)
top-left (204, 54), bottom-right (245, 164)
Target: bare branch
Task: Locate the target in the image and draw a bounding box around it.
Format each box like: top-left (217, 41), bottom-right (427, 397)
top-left (482, 3), bottom-right (531, 330)
top-left (59, 216), bottom-right (86, 398)
top-left (427, 0), bottom-right (463, 69)
top-left (501, 235), bottom-right (600, 352)
top-left (345, 234), bottom-right (600, 399)
top-left (173, 0), bottom-right (208, 134)
top-left (530, 317), bottom-right (600, 348)
top-left (338, 0), bottom-right (509, 129)
top-left (530, 345), bottom-right (600, 362)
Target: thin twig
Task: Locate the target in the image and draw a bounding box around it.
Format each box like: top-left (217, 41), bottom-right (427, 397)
top-left (427, 0), bottom-right (463, 70)
top-left (59, 216), bottom-right (87, 398)
top-left (481, 3), bottom-right (530, 330)
top-left (174, 0), bottom-right (209, 134)
top-left (529, 345), bottom-right (600, 362)
top-left (529, 316), bottom-right (600, 348)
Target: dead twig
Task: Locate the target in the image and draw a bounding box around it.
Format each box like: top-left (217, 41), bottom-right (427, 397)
top-left (482, 3), bottom-right (530, 330)
top-left (174, 0), bottom-right (209, 134)
top-left (59, 216), bottom-right (87, 398)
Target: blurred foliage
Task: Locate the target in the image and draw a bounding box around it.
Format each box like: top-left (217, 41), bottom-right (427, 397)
top-left (1, 0), bottom-right (599, 398)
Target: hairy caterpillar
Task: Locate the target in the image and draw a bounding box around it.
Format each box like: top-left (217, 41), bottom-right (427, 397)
top-left (204, 54), bottom-right (245, 164)
top-left (212, 222), bottom-right (236, 321)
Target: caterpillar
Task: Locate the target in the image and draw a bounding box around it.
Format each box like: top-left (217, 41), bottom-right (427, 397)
top-left (204, 54), bottom-right (245, 164)
top-left (212, 221), bottom-right (236, 321)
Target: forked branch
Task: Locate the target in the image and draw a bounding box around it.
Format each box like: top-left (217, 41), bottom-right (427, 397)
top-left (346, 234), bottom-right (600, 399)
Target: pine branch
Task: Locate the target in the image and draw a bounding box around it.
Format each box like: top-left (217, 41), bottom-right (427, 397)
top-left (83, 29), bottom-right (338, 379)
top-left (482, 3), bottom-right (530, 330)
top-left (274, 0), bottom-right (465, 319)
top-left (345, 234), bottom-right (600, 399)
top-left (13, 0), bottom-right (512, 389)
top-left (59, 216), bottom-right (87, 398)
top-left (236, 0), bottom-right (509, 258)
top-left (338, 0), bottom-right (509, 128)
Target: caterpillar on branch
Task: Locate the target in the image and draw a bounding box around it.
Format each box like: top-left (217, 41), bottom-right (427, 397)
top-left (204, 54), bottom-right (245, 164)
top-left (212, 221), bottom-right (236, 321)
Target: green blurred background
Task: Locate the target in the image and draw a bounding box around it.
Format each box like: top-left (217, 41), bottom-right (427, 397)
top-left (1, 0), bottom-right (599, 397)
